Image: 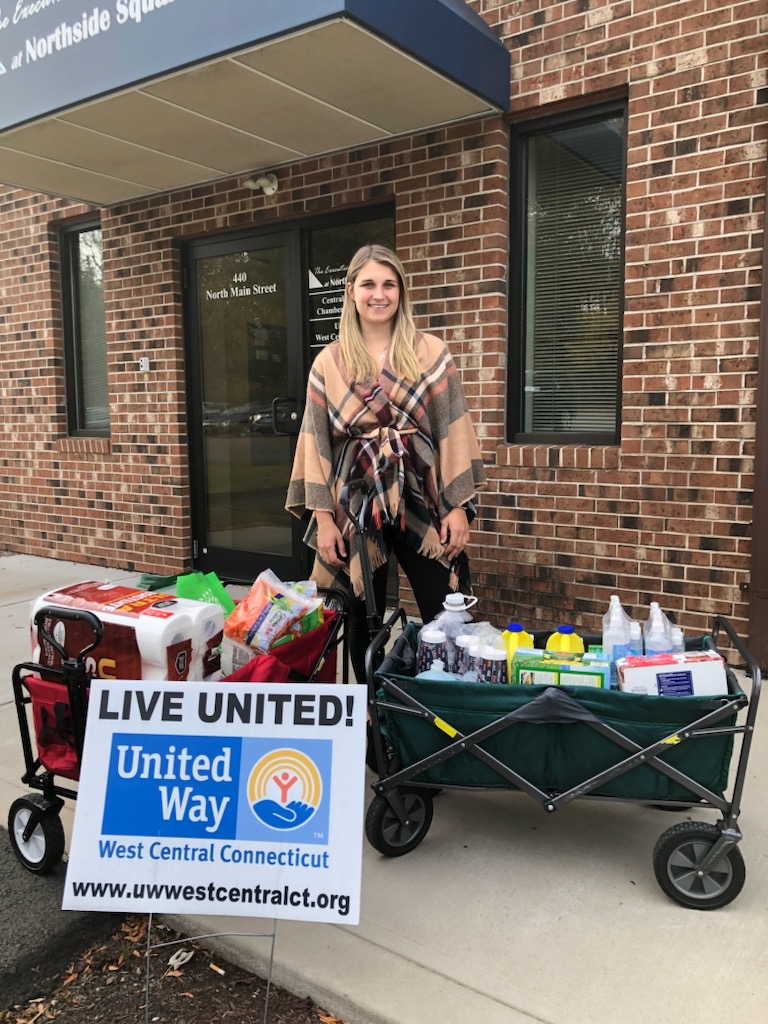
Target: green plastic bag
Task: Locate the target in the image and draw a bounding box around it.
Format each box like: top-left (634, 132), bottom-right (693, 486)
top-left (138, 573), bottom-right (178, 592)
top-left (176, 571), bottom-right (236, 614)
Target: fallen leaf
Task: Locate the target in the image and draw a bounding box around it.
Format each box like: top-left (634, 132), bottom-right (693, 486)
top-left (61, 975), bottom-right (78, 988)
top-left (317, 1013), bottom-right (344, 1023)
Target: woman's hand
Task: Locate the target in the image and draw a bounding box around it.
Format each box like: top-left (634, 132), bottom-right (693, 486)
top-left (441, 507), bottom-right (470, 561)
top-left (315, 511), bottom-right (347, 566)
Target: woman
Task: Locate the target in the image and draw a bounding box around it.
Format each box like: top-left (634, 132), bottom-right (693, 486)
top-left (286, 244), bottom-right (486, 681)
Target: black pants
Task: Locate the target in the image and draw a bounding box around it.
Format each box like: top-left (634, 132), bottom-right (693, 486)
top-left (347, 526), bottom-right (452, 682)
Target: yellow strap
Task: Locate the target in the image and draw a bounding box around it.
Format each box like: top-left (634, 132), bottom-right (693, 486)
top-left (433, 717), bottom-right (457, 738)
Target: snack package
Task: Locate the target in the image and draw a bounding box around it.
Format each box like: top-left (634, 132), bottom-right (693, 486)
top-left (223, 570), bottom-right (315, 653)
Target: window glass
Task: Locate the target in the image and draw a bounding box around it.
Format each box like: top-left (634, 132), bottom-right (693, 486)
top-left (306, 217), bottom-right (395, 355)
top-left (63, 224), bottom-right (109, 434)
top-left (513, 108), bottom-right (626, 441)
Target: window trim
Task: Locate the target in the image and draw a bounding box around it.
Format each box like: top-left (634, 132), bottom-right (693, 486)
top-left (60, 217), bottom-right (109, 438)
top-left (508, 99), bottom-right (628, 446)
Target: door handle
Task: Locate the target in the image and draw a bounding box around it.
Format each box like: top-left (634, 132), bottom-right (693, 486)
top-left (271, 396), bottom-right (300, 436)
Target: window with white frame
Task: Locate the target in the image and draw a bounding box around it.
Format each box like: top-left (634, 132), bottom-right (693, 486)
top-left (509, 103), bottom-right (626, 443)
top-left (61, 221), bottom-right (109, 435)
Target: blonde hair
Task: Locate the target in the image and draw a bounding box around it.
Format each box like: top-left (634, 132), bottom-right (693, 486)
top-left (338, 244), bottom-right (423, 383)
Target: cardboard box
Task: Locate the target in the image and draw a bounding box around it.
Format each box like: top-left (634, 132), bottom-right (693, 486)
top-left (616, 651), bottom-right (728, 696)
top-left (512, 652), bottom-right (610, 689)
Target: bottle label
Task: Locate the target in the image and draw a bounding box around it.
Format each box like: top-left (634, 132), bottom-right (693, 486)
top-left (611, 642), bottom-right (630, 663)
top-left (609, 642), bottom-right (630, 687)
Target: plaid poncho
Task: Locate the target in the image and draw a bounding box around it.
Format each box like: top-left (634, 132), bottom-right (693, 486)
top-left (286, 334), bottom-right (486, 598)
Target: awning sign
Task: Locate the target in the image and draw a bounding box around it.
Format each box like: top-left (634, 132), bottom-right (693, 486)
top-left (64, 680), bottom-right (367, 923)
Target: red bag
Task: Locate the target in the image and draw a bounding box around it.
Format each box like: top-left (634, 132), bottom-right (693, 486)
top-left (26, 675), bottom-right (82, 780)
top-left (224, 610), bottom-right (339, 684)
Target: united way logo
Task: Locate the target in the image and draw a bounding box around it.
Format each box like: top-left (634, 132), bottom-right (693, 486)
top-left (247, 748), bottom-right (322, 831)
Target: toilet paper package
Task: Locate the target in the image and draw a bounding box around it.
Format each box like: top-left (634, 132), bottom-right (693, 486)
top-left (31, 581), bottom-right (224, 682)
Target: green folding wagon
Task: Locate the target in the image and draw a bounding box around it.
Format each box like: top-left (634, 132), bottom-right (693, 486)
top-left (364, 614), bottom-right (761, 910)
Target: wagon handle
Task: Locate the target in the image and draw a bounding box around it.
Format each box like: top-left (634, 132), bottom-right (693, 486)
top-left (340, 479), bottom-right (373, 537)
top-left (711, 616), bottom-right (761, 696)
top-left (34, 606), bottom-right (104, 664)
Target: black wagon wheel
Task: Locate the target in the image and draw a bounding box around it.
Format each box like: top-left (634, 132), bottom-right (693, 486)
top-left (365, 788), bottom-right (433, 857)
top-left (8, 794), bottom-right (66, 874)
top-left (652, 820), bottom-right (745, 910)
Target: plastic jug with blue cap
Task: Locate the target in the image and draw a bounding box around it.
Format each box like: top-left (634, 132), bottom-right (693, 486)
top-left (545, 624), bottom-right (585, 655)
top-left (502, 622), bottom-right (534, 680)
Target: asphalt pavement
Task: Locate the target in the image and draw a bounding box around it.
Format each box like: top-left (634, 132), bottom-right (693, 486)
top-left (0, 825), bottom-right (122, 1009)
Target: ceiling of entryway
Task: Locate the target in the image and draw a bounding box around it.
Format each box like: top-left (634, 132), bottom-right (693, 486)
top-left (0, 2), bottom-right (510, 207)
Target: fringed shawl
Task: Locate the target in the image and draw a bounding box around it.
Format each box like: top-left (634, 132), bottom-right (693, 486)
top-left (286, 334), bottom-right (486, 598)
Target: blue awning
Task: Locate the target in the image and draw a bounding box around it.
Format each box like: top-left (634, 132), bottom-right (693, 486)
top-left (0, 0), bottom-right (510, 205)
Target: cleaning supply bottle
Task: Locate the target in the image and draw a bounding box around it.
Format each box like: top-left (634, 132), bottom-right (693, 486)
top-left (462, 636), bottom-right (482, 682)
top-left (502, 623), bottom-right (534, 681)
top-left (545, 625), bottom-right (585, 655)
top-left (439, 592), bottom-right (477, 670)
top-left (454, 633), bottom-right (476, 675)
top-left (416, 626), bottom-right (447, 674)
top-left (442, 592), bottom-right (478, 617)
top-left (416, 658), bottom-right (452, 681)
top-left (476, 644), bottom-right (508, 684)
top-left (643, 602), bottom-right (673, 655)
top-left (602, 594), bottom-right (631, 689)
top-left (670, 626), bottom-right (685, 654)
top-left (628, 620), bottom-right (643, 656)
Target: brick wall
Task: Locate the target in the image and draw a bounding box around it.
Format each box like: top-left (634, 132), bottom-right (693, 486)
top-left (463, 0), bottom-right (766, 639)
top-left (0, 118), bottom-right (509, 576)
top-left (0, 0), bottom-right (765, 645)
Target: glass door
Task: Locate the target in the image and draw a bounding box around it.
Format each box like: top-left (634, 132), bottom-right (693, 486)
top-left (184, 208), bottom-right (395, 585)
top-left (186, 232), bottom-right (303, 582)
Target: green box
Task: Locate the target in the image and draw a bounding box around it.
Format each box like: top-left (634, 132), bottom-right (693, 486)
top-left (513, 654), bottom-right (610, 689)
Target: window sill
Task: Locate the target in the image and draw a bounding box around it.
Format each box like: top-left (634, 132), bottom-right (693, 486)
top-left (56, 437), bottom-right (111, 455)
top-left (499, 444), bottom-right (619, 470)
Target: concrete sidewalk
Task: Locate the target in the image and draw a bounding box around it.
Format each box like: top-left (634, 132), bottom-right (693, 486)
top-left (1, 553), bottom-right (767, 1024)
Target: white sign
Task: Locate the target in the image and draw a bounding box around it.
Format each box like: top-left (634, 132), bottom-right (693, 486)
top-left (64, 680), bottom-right (367, 924)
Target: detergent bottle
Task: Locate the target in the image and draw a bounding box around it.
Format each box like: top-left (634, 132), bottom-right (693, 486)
top-left (602, 594), bottom-right (631, 689)
top-left (502, 623), bottom-right (534, 681)
top-left (545, 625), bottom-right (585, 655)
